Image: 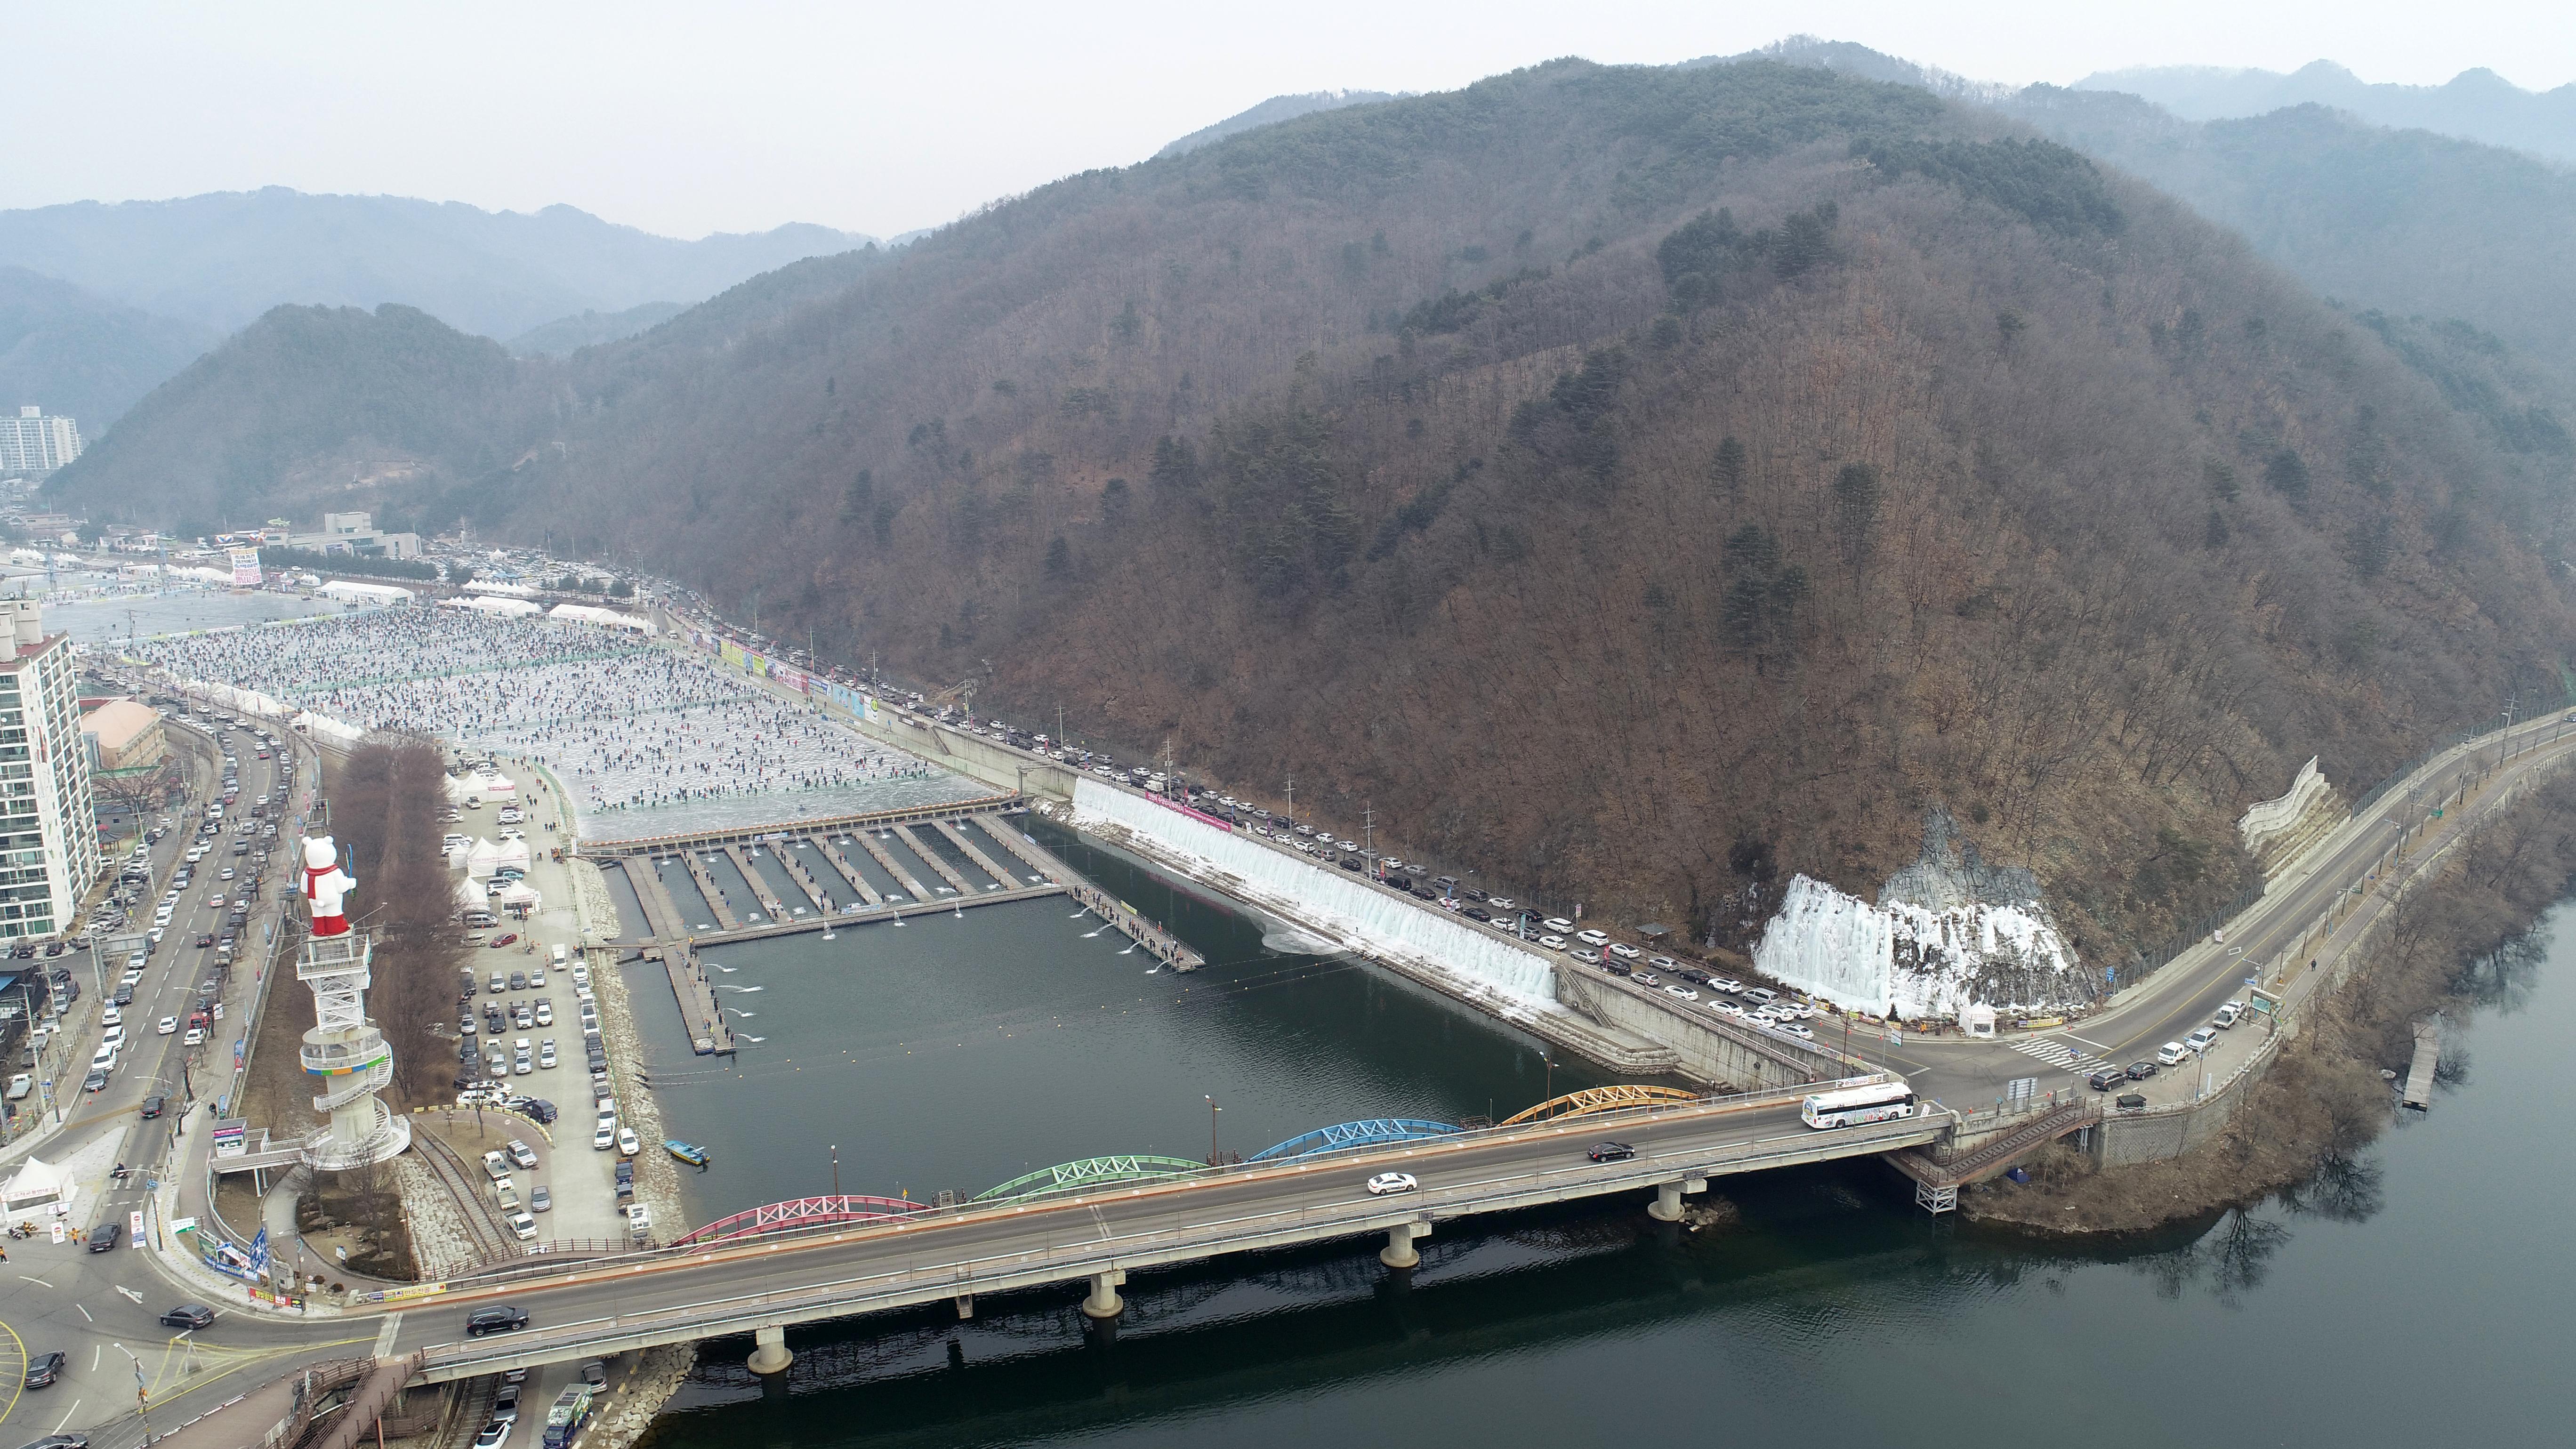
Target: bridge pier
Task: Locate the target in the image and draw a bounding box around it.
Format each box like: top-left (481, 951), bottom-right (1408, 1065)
top-left (1379, 1221), bottom-right (1431, 1270)
top-left (1081, 1269), bottom-right (1127, 1320)
top-left (747, 1324), bottom-right (792, 1377)
top-left (1645, 1177), bottom-right (1707, 1223)
top-left (954, 1293), bottom-right (976, 1320)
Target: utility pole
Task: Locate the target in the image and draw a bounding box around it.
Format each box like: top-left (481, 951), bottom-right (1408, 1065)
top-left (1362, 802), bottom-right (1376, 875)
top-left (830, 1144), bottom-right (840, 1199)
top-left (1206, 1096), bottom-right (1220, 1164)
top-left (1285, 772), bottom-right (1293, 816)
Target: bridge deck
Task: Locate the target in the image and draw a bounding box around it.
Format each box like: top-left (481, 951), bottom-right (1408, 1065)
top-left (395, 1087), bottom-right (1947, 1383)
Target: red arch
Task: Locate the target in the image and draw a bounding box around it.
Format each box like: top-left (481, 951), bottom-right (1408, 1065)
top-left (669, 1194), bottom-right (932, 1246)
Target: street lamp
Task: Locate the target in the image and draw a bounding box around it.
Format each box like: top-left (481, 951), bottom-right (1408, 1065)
top-left (1207, 1096), bottom-right (1221, 1164)
top-left (830, 1144), bottom-right (840, 1199)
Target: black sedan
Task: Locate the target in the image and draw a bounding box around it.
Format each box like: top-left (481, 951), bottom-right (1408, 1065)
top-left (1586, 1141), bottom-right (1637, 1162)
top-left (87, 1223), bottom-right (122, 1252)
top-left (160, 1303), bottom-right (217, 1329)
top-left (23, 1350), bottom-right (66, 1388)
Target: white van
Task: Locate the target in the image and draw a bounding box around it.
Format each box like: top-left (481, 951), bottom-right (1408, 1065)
top-left (461, 910), bottom-right (497, 929)
top-left (551, 943), bottom-right (568, 967)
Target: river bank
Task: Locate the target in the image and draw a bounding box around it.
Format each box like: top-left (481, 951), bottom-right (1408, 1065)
top-left (1962, 771), bottom-right (2576, 1234)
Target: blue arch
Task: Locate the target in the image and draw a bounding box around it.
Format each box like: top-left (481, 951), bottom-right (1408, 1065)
top-left (1249, 1118), bottom-right (1462, 1162)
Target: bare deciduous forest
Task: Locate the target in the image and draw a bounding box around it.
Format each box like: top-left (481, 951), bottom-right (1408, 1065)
top-left (50, 59), bottom-right (2576, 967)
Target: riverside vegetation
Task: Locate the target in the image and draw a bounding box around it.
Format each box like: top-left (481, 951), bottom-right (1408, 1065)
top-left (1970, 770), bottom-right (2576, 1233)
top-left (49, 58), bottom-right (2576, 978)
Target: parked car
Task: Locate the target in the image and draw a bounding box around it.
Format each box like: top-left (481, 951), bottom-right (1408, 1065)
top-left (2156, 1041), bottom-right (2190, 1066)
top-left (2087, 1067), bottom-right (2126, 1091)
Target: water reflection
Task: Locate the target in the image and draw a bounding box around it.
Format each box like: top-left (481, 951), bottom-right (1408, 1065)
top-left (627, 866), bottom-right (2576, 1449)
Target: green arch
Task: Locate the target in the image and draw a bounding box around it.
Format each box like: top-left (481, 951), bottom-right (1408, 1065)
top-left (974, 1154), bottom-right (1206, 1202)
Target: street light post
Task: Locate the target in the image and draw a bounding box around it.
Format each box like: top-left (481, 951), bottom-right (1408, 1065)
top-left (830, 1144), bottom-right (840, 1199)
top-left (1206, 1096), bottom-right (1221, 1165)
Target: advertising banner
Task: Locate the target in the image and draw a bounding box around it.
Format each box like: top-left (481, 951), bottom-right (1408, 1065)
top-left (771, 666), bottom-right (809, 693)
top-left (227, 547), bottom-right (263, 586)
top-left (719, 639), bottom-right (745, 668)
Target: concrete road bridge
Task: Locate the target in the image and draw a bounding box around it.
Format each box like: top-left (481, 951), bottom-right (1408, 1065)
top-left (377, 1082), bottom-right (1943, 1382)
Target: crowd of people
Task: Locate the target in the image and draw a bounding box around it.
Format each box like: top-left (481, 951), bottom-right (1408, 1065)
top-left (133, 608), bottom-right (945, 822)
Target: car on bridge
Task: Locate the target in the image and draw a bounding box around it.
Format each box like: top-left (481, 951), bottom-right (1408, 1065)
top-left (1365, 1172), bottom-right (1418, 1196)
top-left (466, 1305), bottom-right (530, 1336)
top-left (1586, 1142), bottom-right (1635, 1162)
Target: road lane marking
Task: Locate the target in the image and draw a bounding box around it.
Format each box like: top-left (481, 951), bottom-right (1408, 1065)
top-left (0, 1317), bottom-right (25, 1428)
top-left (74, 1305), bottom-right (88, 1322)
top-left (374, 1312), bottom-right (403, 1358)
top-left (51, 1399), bottom-right (78, 1433)
top-left (12, 1279), bottom-right (47, 1289)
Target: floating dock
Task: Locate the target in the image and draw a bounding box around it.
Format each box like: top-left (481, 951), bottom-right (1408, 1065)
top-left (593, 804), bottom-right (1204, 1015)
top-left (2401, 1016), bottom-right (2442, 1110)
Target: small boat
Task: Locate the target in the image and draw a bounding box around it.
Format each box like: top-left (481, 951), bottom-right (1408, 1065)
top-left (666, 1140), bottom-right (711, 1168)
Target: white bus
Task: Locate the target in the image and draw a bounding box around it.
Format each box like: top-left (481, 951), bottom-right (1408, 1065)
top-left (1801, 1080), bottom-right (1916, 1129)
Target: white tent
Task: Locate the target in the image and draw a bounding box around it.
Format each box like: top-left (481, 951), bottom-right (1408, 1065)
top-left (319, 580), bottom-right (414, 604)
top-left (467, 581), bottom-right (541, 598)
top-left (1, 1156), bottom-right (69, 1210)
top-left (441, 594), bottom-right (540, 618)
top-left (477, 773), bottom-right (518, 800)
top-left (548, 603), bottom-right (655, 634)
top-left (495, 881), bottom-right (541, 911)
top-left (191, 681), bottom-right (291, 719)
top-left (465, 837), bottom-right (531, 877)
top-left (292, 710), bottom-right (363, 744)
top-left (454, 876), bottom-right (486, 911)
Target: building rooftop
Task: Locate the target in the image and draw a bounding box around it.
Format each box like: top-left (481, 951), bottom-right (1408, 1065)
top-left (80, 698), bottom-right (159, 751)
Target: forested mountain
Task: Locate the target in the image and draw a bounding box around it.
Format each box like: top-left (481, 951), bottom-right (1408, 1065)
top-left (0, 267), bottom-right (216, 430)
top-left (0, 188), bottom-right (873, 339)
top-left (506, 301), bottom-right (688, 357)
top-left (49, 60), bottom-right (2576, 964)
top-left (2077, 61), bottom-right (2576, 163)
top-left (1156, 90), bottom-right (1402, 158)
top-left (2004, 89), bottom-right (2576, 379)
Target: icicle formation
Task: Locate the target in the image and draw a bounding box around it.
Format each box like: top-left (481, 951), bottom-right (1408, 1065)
top-left (1752, 808), bottom-right (2090, 1021)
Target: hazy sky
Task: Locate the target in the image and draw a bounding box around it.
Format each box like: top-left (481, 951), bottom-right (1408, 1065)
top-left (17, 0), bottom-right (2568, 239)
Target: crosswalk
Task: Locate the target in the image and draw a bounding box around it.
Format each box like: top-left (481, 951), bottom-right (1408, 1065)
top-left (2005, 1035), bottom-right (2117, 1075)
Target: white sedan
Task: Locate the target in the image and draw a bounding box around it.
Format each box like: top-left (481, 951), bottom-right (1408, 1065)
top-left (1663, 985), bottom-right (1699, 1002)
top-left (157, 1016), bottom-right (179, 1035)
top-left (1607, 942), bottom-right (1642, 960)
top-left (1365, 1172), bottom-right (1418, 1196)
top-left (617, 1126), bottom-right (641, 1156)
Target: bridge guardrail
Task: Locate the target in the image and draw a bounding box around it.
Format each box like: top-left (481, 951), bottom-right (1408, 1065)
top-left (411, 1105), bottom-right (1950, 1375)
top-left (429, 1076), bottom-right (1888, 1290)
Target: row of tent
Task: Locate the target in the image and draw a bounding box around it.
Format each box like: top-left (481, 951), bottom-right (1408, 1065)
top-left (434, 596), bottom-right (653, 632)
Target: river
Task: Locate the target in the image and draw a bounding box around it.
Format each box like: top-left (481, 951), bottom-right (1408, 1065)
top-left (626, 836), bottom-right (2571, 1448)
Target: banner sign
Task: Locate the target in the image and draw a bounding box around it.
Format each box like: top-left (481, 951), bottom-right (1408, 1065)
top-left (227, 548), bottom-right (263, 587)
top-left (719, 640), bottom-right (745, 668)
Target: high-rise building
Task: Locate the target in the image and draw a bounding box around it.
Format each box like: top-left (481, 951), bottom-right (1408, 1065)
top-left (0, 600), bottom-right (99, 940)
top-left (0, 407), bottom-right (83, 477)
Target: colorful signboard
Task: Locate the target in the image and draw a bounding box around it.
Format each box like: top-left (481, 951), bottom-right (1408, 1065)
top-left (228, 547), bottom-right (263, 586)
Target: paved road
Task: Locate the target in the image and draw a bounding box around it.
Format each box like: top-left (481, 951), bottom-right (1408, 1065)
top-left (0, 716), bottom-right (336, 1448)
top-left (384, 1093), bottom-right (1938, 1376)
top-left (1828, 716), bottom-right (2576, 1103)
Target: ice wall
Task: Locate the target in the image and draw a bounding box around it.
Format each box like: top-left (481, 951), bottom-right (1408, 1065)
top-left (1072, 780), bottom-right (1557, 1007)
top-left (1752, 873), bottom-right (2089, 1020)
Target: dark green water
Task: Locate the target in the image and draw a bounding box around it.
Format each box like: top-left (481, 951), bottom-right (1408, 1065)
top-left (623, 822), bottom-right (1614, 1215)
top-left (628, 831), bottom-right (2572, 1449)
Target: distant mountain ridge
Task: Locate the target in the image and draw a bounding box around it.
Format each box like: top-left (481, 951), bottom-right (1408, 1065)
top-left (506, 301), bottom-right (688, 357)
top-left (0, 188), bottom-right (876, 341)
top-left (1155, 90), bottom-right (1402, 158)
top-left (2077, 61), bottom-right (2576, 163)
top-left (0, 266), bottom-right (218, 431)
